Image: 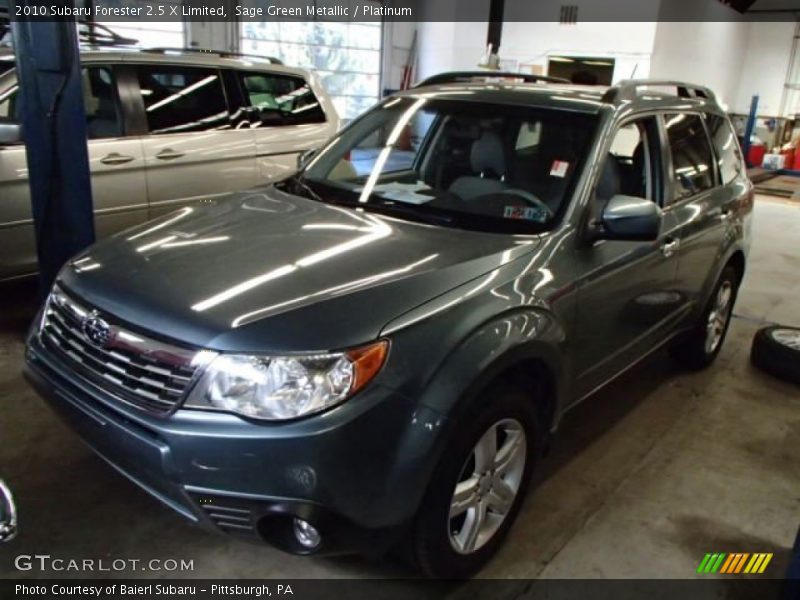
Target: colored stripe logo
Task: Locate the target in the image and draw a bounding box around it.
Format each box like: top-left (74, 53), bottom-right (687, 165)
top-left (697, 552), bottom-right (773, 574)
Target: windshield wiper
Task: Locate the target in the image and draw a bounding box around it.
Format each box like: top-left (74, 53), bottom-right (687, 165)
top-left (284, 173), bottom-right (324, 204)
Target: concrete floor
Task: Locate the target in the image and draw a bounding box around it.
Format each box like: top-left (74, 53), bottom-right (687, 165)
top-left (0, 196), bottom-right (798, 580)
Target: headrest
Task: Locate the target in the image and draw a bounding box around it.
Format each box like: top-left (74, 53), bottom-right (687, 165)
top-left (470, 131), bottom-right (506, 177)
top-left (596, 155), bottom-right (621, 201)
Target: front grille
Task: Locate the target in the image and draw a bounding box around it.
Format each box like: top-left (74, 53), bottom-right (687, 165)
top-left (39, 286), bottom-right (201, 415)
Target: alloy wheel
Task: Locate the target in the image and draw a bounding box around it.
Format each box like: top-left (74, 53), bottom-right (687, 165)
top-left (448, 418), bottom-right (526, 554)
top-left (771, 328), bottom-right (800, 351)
top-left (705, 280), bottom-right (733, 354)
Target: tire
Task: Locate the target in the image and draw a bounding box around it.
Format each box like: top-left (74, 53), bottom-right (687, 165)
top-left (411, 385), bottom-right (540, 578)
top-left (750, 326), bottom-right (800, 385)
top-left (670, 265), bottom-right (739, 370)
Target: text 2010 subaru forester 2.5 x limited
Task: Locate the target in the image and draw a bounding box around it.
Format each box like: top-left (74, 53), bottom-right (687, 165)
top-left (25, 73), bottom-right (752, 578)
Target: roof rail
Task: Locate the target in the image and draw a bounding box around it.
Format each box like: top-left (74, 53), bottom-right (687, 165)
top-left (414, 71), bottom-right (569, 88)
top-left (78, 23), bottom-right (138, 47)
top-left (0, 13), bottom-right (139, 48)
top-left (603, 79), bottom-right (717, 103)
top-left (144, 47), bottom-right (283, 65)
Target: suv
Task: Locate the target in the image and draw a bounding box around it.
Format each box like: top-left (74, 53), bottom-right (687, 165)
top-left (0, 46), bottom-right (339, 281)
top-left (24, 73), bottom-right (752, 578)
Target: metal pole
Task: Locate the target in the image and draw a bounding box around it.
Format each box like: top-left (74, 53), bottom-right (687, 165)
top-left (11, 10), bottom-right (95, 295)
top-left (743, 95), bottom-right (759, 168)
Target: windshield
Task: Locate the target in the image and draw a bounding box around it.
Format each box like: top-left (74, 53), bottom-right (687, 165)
top-left (291, 97), bottom-right (598, 233)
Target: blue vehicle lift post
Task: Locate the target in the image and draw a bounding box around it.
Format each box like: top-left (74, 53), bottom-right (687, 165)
top-left (11, 11), bottom-right (94, 295)
top-left (742, 94), bottom-right (759, 168)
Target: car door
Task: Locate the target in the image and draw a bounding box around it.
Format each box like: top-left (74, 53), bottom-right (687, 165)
top-left (0, 64), bottom-right (148, 281)
top-left (132, 63), bottom-right (258, 219)
top-left (233, 69), bottom-right (337, 184)
top-left (667, 112), bottom-right (745, 313)
top-left (572, 114), bottom-right (688, 400)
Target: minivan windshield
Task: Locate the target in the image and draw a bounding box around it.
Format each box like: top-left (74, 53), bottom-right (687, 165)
top-left (287, 97), bottom-right (598, 233)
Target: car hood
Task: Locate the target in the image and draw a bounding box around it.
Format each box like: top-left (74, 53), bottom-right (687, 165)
top-left (59, 186), bottom-right (540, 352)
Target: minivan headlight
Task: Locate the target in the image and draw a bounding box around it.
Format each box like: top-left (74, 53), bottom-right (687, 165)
top-left (184, 340), bottom-right (388, 421)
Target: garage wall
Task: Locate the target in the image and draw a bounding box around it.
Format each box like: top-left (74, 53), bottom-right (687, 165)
top-left (649, 20), bottom-right (748, 110)
top-left (733, 21), bottom-right (796, 117)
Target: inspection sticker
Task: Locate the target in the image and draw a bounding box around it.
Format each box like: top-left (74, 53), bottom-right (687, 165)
top-left (504, 206), bottom-right (546, 222)
top-left (550, 160), bottom-right (570, 178)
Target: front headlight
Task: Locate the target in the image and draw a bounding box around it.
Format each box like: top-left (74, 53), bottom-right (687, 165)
top-left (184, 340), bottom-right (388, 421)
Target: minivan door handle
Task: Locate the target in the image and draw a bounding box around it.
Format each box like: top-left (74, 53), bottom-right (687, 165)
top-left (100, 152), bottom-right (135, 165)
top-left (661, 237), bottom-right (680, 258)
top-left (154, 149), bottom-right (185, 161)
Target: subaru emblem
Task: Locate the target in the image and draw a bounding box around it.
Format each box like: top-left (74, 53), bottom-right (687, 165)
top-left (81, 312), bottom-right (111, 348)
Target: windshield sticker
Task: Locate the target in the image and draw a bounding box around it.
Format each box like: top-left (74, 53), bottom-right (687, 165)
top-left (550, 160), bottom-right (570, 178)
top-left (504, 206), bottom-right (548, 222)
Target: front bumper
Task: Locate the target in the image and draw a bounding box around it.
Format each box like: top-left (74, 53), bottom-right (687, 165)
top-left (24, 336), bottom-right (446, 556)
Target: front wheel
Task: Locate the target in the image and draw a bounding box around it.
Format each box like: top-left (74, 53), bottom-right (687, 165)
top-left (411, 385), bottom-right (539, 578)
top-left (670, 265), bottom-right (739, 369)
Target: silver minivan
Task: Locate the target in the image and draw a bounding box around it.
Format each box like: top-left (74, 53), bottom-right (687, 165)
top-left (0, 48), bottom-right (339, 281)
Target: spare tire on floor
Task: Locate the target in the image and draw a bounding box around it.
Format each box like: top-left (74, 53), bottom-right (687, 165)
top-left (750, 326), bottom-right (800, 385)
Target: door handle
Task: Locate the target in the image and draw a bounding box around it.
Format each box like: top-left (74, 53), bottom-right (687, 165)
top-left (155, 148), bottom-right (185, 161)
top-left (661, 238), bottom-right (680, 258)
top-left (100, 152), bottom-right (135, 165)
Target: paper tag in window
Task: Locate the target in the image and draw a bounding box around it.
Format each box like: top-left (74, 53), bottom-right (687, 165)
top-left (503, 205), bottom-right (547, 222)
top-left (550, 160), bottom-right (569, 178)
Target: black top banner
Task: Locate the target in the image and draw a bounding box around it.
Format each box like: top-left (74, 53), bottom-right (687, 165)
top-left (6, 0), bottom-right (800, 23)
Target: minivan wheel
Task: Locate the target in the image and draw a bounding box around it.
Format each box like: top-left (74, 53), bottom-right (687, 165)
top-left (411, 385), bottom-right (539, 578)
top-left (670, 266), bottom-right (738, 370)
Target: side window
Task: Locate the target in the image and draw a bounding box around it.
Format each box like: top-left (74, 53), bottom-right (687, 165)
top-left (239, 72), bottom-right (326, 126)
top-left (515, 121), bottom-right (541, 152)
top-left (83, 66), bottom-right (123, 140)
top-left (136, 65), bottom-right (229, 134)
top-left (706, 114), bottom-right (744, 185)
top-left (664, 113), bottom-right (715, 200)
top-left (0, 66), bottom-right (122, 140)
top-left (596, 117), bottom-right (659, 206)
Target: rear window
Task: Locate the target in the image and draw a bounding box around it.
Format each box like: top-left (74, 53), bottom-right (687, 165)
top-left (706, 114), bottom-right (744, 185)
top-left (238, 71), bottom-right (326, 126)
top-left (137, 65), bottom-right (230, 134)
top-left (664, 113), bottom-right (716, 200)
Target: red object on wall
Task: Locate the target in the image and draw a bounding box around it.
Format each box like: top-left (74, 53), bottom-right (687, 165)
top-left (793, 149), bottom-right (800, 171)
top-left (748, 143), bottom-right (766, 167)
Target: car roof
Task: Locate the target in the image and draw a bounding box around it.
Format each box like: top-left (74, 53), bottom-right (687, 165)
top-left (401, 78), bottom-right (725, 116)
top-left (0, 46), bottom-right (314, 79)
top-left (396, 82), bottom-right (608, 113)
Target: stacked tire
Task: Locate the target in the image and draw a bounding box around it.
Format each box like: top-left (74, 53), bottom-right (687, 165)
top-left (750, 326), bottom-right (800, 385)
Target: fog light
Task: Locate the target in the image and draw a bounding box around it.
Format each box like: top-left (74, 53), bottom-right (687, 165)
top-left (293, 518), bottom-right (321, 549)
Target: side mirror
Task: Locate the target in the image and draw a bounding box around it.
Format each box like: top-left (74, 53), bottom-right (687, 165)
top-left (593, 194), bottom-right (662, 242)
top-left (0, 122), bottom-right (22, 145)
top-left (296, 148), bottom-right (317, 170)
top-left (0, 479), bottom-right (17, 542)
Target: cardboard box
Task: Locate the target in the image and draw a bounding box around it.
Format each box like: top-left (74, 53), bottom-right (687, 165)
top-left (762, 153), bottom-right (786, 170)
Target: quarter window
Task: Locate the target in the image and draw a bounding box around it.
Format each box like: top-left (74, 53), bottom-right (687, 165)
top-left (706, 114), bottom-right (744, 185)
top-left (238, 72), bottom-right (326, 126)
top-left (83, 66), bottom-right (123, 140)
top-left (665, 113), bottom-right (715, 200)
top-left (136, 65), bottom-right (229, 134)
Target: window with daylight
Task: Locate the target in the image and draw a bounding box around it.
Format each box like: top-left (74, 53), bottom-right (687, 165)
top-left (239, 4), bottom-right (382, 121)
top-left (97, 10), bottom-right (184, 49)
